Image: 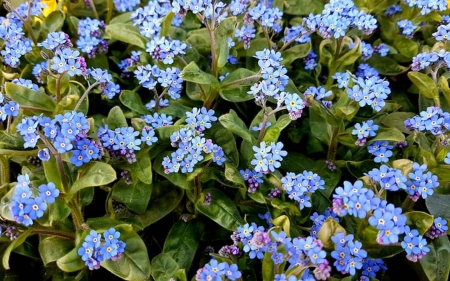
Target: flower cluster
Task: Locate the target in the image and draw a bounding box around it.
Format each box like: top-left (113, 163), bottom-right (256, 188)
top-left (132, 1), bottom-right (182, 39)
top-left (303, 50), bottom-right (318, 70)
top-left (351, 120), bottom-right (379, 146)
top-left (88, 68), bottom-right (121, 99)
top-left (98, 125), bottom-right (156, 164)
top-left (310, 209), bottom-right (340, 238)
top-left (346, 76), bottom-right (391, 112)
top-left (118, 51), bottom-right (141, 78)
top-left (305, 0), bottom-right (377, 39)
top-left (368, 165), bottom-right (407, 191)
top-left (282, 25), bottom-right (311, 45)
top-left (401, 226), bottom-right (430, 262)
top-left (162, 107), bottom-right (225, 174)
top-left (331, 233), bottom-right (368, 276)
top-left (195, 259), bottom-right (242, 281)
top-left (397, 19), bottom-right (417, 38)
top-left (16, 111), bottom-right (100, 166)
top-left (367, 141), bottom-right (394, 163)
top-left (240, 169), bottom-right (264, 193)
top-left (134, 64), bottom-right (184, 102)
top-left (332, 180), bottom-right (380, 219)
top-left (50, 47), bottom-right (87, 77)
top-left (404, 0), bottom-right (447, 15)
top-left (281, 170), bottom-right (325, 210)
top-left (404, 163), bottom-right (439, 201)
top-left (368, 200), bottom-right (407, 245)
top-left (172, 0), bottom-right (228, 25)
top-left (10, 174), bottom-right (59, 226)
top-left (251, 141), bottom-right (287, 173)
top-left (0, 89), bottom-right (20, 121)
top-left (113, 0), bottom-right (140, 12)
top-left (38, 31), bottom-right (72, 52)
top-left (385, 4), bottom-right (402, 16)
top-left (77, 228), bottom-right (126, 270)
top-left (411, 51), bottom-right (450, 72)
top-left (425, 217), bottom-right (448, 239)
top-left (404, 106), bottom-right (450, 136)
top-left (355, 63), bottom-right (380, 79)
top-left (76, 18), bottom-right (108, 58)
top-left (146, 36), bottom-right (188, 64)
top-left (141, 113), bottom-right (173, 128)
top-left (433, 22), bottom-right (450, 41)
top-left (0, 1), bottom-right (44, 67)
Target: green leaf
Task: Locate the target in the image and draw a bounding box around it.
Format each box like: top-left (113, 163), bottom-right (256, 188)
top-left (263, 114), bottom-right (291, 143)
top-left (151, 253), bottom-right (179, 281)
top-left (102, 224), bottom-right (152, 281)
top-left (42, 155), bottom-right (63, 191)
top-left (366, 127), bottom-right (405, 144)
top-left (313, 161), bottom-right (342, 198)
top-left (2, 228), bottom-right (32, 270)
top-left (220, 68), bottom-right (258, 88)
top-left (366, 55), bottom-right (409, 76)
top-left (224, 162), bottom-right (246, 188)
top-left (404, 211), bottom-right (434, 235)
top-left (262, 251), bottom-right (275, 281)
top-left (309, 107), bottom-right (332, 145)
top-left (107, 106), bottom-right (128, 129)
top-left (195, 189), bottom-right (245, 231)
top-left (56, 247), bottom-right (85, 272)
top-left (105, 23), bottom-right (148, 49)
top-left (161, 12), bottom-right (175, 37)
top-left (66, 161), bottom-right (117, 200)
top-left (131, 148), bottom-right (153, 184)
top-left (408, 72), bottom-right (438, 99)
top-left (214, 17), bottom-right (236, 69)
top-left (426, 193), bottom-right (450, 218)
top-left (112, 180), bottom-right (152, 214)
top-left (49, 197), bottom-right (72, 221)
top-left (39, 237), bottom-right (74, 266)
top-left (419, 236), bottom-right (450, 281)
top-left (219, 110), bottom-right (255, 144)
top-left (219, 86), bottom-right (254, 102)
top-left (394, 36), bottom-right (419, 58)
top-left (281, 42), bottom-right (312, 65)
top-left (5, 83), bottom-right (56, 112)
top-left (162, 219), bottom-right (205, 269)
top-left (179, 62), bottom-right (219, 86)
top-left (43, 10), bottom-right (65, 32)
top-left (204, 123), bottom-right (239, 166)
top-left (284, 0), bottom-right (324, 15)
top-left (117, 181), bottom-right (184, 228)
top-left (120, 90), bottom-right (148, 115)
top-left (380, 112), bottom-right (417, 133)
top-left (318, 217), bottom-right (346, 250)
top-left (414, 132), bottom-right (437, 167)
top-left (336, 36), bottom-right (362, 67)
top-left (281, 152), bottom-right (315, 173)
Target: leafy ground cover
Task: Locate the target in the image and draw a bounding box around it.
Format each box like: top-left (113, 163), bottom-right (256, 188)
top-left (0, 0), bottom-right (449, 280)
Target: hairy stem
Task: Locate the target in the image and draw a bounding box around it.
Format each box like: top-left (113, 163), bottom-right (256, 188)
top-left (327, 126), bottom-right (340, 160)
top-left (106, 0), bottom-right (113, 23)
top-left (31, 227), bottom-right (76, 240)
top-left (221, 74), bottom-right (262, 88)
top-left (69, 200), bottom-right (86, 231)
top-left (74, 81), bottom-right (100, 111)
top-left (55, 73), bottom-right (65, 103)
top-left (0, 156), bottom-right (10, 185)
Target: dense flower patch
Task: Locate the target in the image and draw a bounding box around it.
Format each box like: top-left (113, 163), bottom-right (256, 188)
top-left (0, 0), bottom-right (449, 280)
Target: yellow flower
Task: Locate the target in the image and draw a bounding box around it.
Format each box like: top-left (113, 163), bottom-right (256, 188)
top-left (42, 0), bottom-right (57, 17)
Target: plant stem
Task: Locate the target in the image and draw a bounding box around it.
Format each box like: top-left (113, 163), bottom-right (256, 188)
top-left (206, 21), bottom-right (217, 77)
top-left (36, 132), bottom-right (68, 193)
top-left (4, 1), bottom-right (37, 45)
top-left (327, 126), bottom-right (340, 160)
top-left (257, 106), bottom-right (287, 144)
top-left (31, 227), bottom-right (76, 240)
top-left (68, 200), bottom-right (86, 231)
top-left (325, 37), bottom-right (344, 89)
top-left (55, 73), bottom-right (65, 103)
top-left (88, 0), bottom-right (99, 19)
top-left (262, 26), bottom-right (272, 49)
top-left (402, 197), bottom-right (415, 212)
top-left (74, 81), bottom-right (100, 111)
top-left (107, 0), bottom-right (115, 23)
top-left (0, 156), bottom-right (10, 185)
top-left (221, 74), bottom-right (262, 88)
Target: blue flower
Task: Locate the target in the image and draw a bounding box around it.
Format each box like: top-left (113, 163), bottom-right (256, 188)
top-left (38, 182), bottom-right (59, 204)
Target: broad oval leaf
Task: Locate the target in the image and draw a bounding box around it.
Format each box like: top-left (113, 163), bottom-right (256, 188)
top-left (66, 161), bottom-right (117, 200)
top-left (5, 83), bottom-right (56, 113)
top-left (195, 189), bottom-right (245, 231)
top-left (105, 23), bottom-right (148, 49)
